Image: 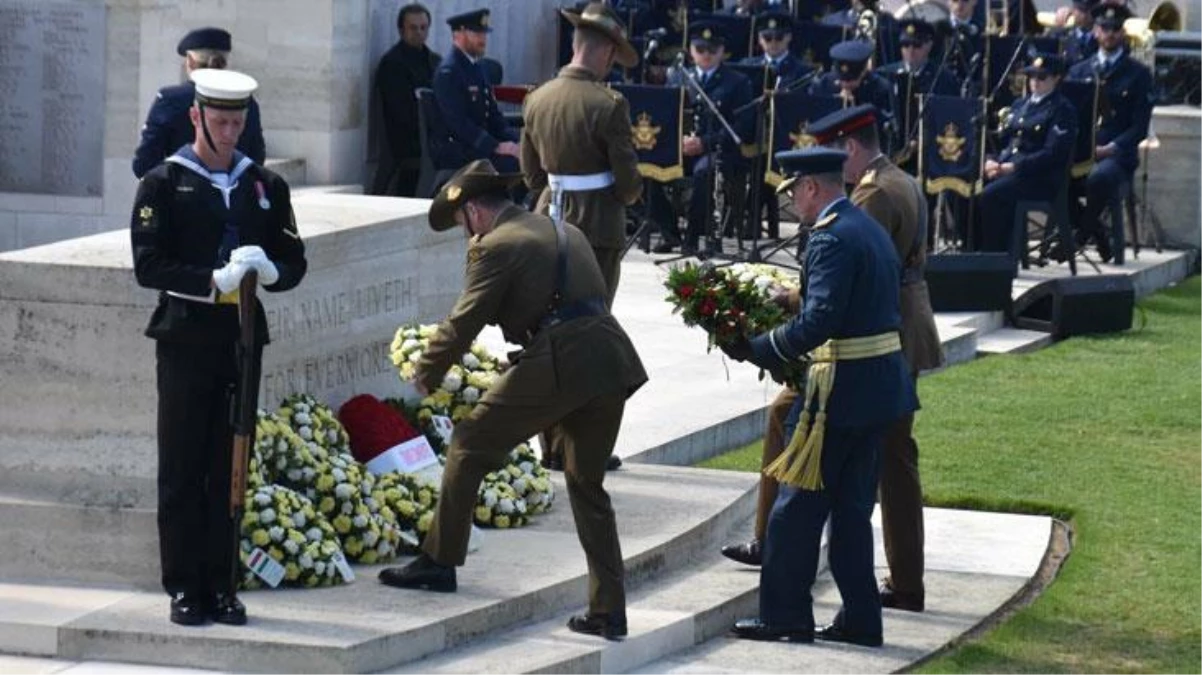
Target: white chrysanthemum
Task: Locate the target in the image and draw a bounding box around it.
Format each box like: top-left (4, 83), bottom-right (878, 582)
top-left (291, 511), bottom-right (307, 528)
top-left (314, 561), bottom-right (326, 576)
top-left (461, 353), bottom-right (481, 369)
top-left (294, 412), bottom-right (312, 425)
top-left (497, 498), bottom-right (515, 515)
top-left (299, 552), bottom-right (314, 569)
top-left (334, 483), bottom-right (354, 499)
top-left (298, 426), bottom-right (314, 441)
top-left (512, 477), bottom-right (528, 494)
top-left (254, 492), bottom-right (272, 506)
top-left (363, 530), bottom-right (379, 547)
top-left (259, 508), bottom-right (276, 524)
top-left (461, 386), bottom-right (480, 405)
top-left (283, 539), bottom-right (299, 555)
top-left (442, 371), bottom-right (463, 393)
top-left (377, 541), bottom-right (393, 556)
top-left (402, 339), bottom-right (421, 352)
top-left (286, 468), bottom-right (302, 483)
top-left (352, 514), bottom-right (369, 529)
top-left (518, 461), bottom-right (534, 474)
top-left (306, 527), bottom-right (324, 542)
top-left (269, 526), bottom-right (285, 542)
top-left (515, 498), bottom-right (527, 513)
top-left (408, 350), bottom-right (421, 363)
top-left (341, 501), bottom-right (354, 515)
top-left (482, 489), bottom-right (498, 508)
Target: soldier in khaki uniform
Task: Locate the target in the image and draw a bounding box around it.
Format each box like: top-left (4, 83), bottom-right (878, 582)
top-left (520, 2), bottom-right (642, 306)
top-left (720, 109), bottom-right (943, 615)
top-left (378, 160), bottom-right (648, 641)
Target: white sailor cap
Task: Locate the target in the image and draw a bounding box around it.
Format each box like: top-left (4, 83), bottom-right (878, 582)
top-left (190, 68), bottom-right (258, 110)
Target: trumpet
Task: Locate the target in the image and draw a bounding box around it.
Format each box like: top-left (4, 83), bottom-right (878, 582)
top-left (855, 8), bottom-right (878, 43)
top-left (995, 106), bottom-right (1013, 135)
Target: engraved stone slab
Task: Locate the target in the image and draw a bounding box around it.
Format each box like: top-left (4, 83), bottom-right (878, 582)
top-left (0, 1), bottom-right (105, 197)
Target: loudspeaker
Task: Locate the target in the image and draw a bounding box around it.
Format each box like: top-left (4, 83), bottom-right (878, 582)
top-left (1012, 275), bottom-right (1135, 339)
top-left (924, 253), bottom-right (1014, 313)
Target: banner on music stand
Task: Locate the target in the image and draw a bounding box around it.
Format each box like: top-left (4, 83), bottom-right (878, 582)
top-left (765, 89), bottom-right (843, 187)
top-left (920, 94), bottom-right (985, 197)
top-left (791, 21), bottom-right (847, 72)
top-left (612, 84), bottom-right (685, 182)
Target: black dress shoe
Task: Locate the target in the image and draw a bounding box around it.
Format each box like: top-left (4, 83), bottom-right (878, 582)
top-left (379, 554), bottom-right (457, 592)
top-left (652, 242), bottom-right (677, 254)
top-left (720, 538), bottom-right (762, 566)
top-left (879, 583), bottom-right (924, 612)
top-left (730, 618), bottom-right (813, 643)
top-left (567, 611), bottom-right (628, 640)
top-left (605, 455), bottom-right (622, 471)
top-left (1096, 236), bottom-right (1114, 263)
top-left (210, 592), bottom-right (247, 626)
top-left (815, 622), bottom-right (883, 647)
top-left (169, 592), bottom-right (209, 626)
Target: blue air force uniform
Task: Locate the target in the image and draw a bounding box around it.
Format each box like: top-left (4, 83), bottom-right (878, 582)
top-left (730, 148), bottom-right (917, 642)
top-left (429, 10), bottom-right (519, 173)
top-left (976, 55), bottom-right (1078, 254)
top-left (1065, 4), bottom-right (1153, 258)
top-left (133, 26), bottom-right (267, 178)
top-left (879, 19), bottom-right (960, 170)
top-left (810, 41), bottom-right (898, 156)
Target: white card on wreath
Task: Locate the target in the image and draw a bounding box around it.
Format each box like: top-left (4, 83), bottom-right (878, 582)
top-left (430, 415), bottom-right (454, 446)
top-left (246, 547), bottom-right (286, 588)
top-left (330, 550), bottom-right (355, 582)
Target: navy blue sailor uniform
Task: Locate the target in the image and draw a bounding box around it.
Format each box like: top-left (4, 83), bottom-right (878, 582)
top-left (1066, 47), bottom-right (1152, 259)
top-left (742, 191), bottom-right (918, 640)
top-left (430, 47), bottom-right (520, 173)
top-left (133, 82), bottom-right (266, 179)
top-left (131, 143), bottom-right (306, 599)
top-left (975, 88), bottom-right (1078, 254)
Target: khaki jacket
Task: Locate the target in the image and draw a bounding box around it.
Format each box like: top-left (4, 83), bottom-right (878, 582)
top-left (520, 66), bottom-right (642, 250)
top-left (851, 155), bottom-right (944, 373)
top-left (418, 205), bottom-right (647, 406)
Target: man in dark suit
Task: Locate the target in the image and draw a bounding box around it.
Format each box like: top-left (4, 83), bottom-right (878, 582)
top-left (649, 20), bottom-right (754, 253)
top-left (429, 9), bottom-right (520, 174)
top-left (132, 28), bottom-right (266, 178)
top-left (1066, 2), bottom-right (1152, 262)
top-left (1058, 0), bottom-right (1100, 65)
top-left (722, 147), bottom-right (918, 646)
top-left (371, 3), bottom-right (441, 197)
top-left (976, 53), bottom-right (1078, 255)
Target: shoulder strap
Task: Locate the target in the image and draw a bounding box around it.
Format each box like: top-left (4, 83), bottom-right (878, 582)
top-left (905, 174), bottom-right (928, 270)
top-left (548, 215), bottom-right (568, 315)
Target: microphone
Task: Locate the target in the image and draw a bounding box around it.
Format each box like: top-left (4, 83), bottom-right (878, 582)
top-left (644, 27), bottom-right (669, 39)
top-left (644, 38), bottom-right (660, 62)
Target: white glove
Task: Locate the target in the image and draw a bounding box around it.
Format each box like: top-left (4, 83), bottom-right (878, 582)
top-left (212, 261), bottom-right (250, 294)
top-left (229, 245), bottom-right (279, 285)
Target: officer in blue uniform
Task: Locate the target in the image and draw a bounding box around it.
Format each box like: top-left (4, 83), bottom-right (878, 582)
top-left (879, 18), bottom-right (960, 171)
top-left (1066, 2), bottom-right (1152, 262)
top-left (722, 147), bottom-right (918, 646)
top-left (742, 11), bottom-right (812, 89)
top-left (810, 41), bottom-right (898, 156)
top-left (430, 9), bottom-right (521, 175)
top-left (740, 11), bottom-right (813, 240)
top-left (132, 28), bottom-right (265, 178)
top-left (649, 20), bottom-right (754, 253)
top-left (1059, 0), bottom-right (1100, 65)
top-left (976, 53), bottom-right (1078, 255)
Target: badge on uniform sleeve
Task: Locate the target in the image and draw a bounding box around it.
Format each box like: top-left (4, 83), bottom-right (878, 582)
top-left (254, 180), bottom-right (271, 210)
top-left (138, 206), bottom-right (154, 228)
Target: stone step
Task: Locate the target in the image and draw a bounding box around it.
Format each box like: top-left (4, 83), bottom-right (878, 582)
top-left (384, 519), bottom-right (778, 674)
top-left (976, 327), bottom-right (1055, 355)
top-left (292, 184), bottom-right (364, 197)
top-left (264, 157), bottom-right (307, 187)
top-left (10, 465), bottom-right (756, 673)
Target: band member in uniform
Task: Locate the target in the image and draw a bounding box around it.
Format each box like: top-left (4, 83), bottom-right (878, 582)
top-left (131, 69), bottom-right (307, 626)
top-left (649, 21), bottom-right (754, 253)
top-left (430, 9), bottom-right (521, 174)
top-left (722, 147), bottom-right (917, 645)
top-left (741, 10), bottom-right (813, 240)
top-left (947, 0), bottom-right (983, 35)
top-left (1056, 0), bottom-right (1100, 65)
top-left (522, 2), bottom-right (642, 304)
top-left (133, 28), bottom-right (266, 178)
top-left (976, 53), bottom-right (1078, 254)
top-left (1066, 2), bottom-right (1152, 262)
top-left (809, 40), bottom-right (897, 155)
top-left (880, 18), bottom-right (960, 172)
top-left (809, 105), bottom-right (943, 612)
top-left (377, 161), bottom-right (648, 643)
top-left (371, 3), bottom-right (441, 197)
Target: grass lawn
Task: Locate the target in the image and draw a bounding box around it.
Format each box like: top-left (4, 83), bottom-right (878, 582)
top-left (699, 275), bottom-right (1202, 673)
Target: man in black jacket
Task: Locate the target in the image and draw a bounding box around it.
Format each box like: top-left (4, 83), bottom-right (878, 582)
top-left (372, 3), bottom-right (442, 196)
top-left (130, 69), bottom-right (306, 628)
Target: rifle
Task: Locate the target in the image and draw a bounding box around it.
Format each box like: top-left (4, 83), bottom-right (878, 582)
top-left (229, 269), bottom-right (260, 595)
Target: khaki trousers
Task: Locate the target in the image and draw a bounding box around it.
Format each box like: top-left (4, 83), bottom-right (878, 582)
top-left (423, 391), bottom-right (628, 615)
top-left (755, 387), bottom-right (798, 540)
top-left (878, 375), bottom-right (924, 595)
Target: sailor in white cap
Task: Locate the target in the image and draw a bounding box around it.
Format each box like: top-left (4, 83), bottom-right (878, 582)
top-left (129, 68), bottom-right (307, 628)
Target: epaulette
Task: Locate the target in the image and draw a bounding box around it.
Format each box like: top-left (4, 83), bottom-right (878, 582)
top-left (814, 212), bottom-right (838, 229)
top-left (859, 169), bottom-right (877, 186)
